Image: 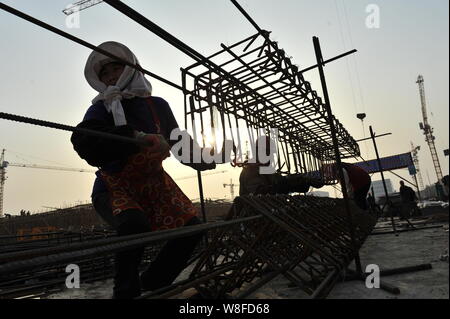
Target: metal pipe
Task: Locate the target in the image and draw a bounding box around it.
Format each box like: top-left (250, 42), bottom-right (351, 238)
top-left (313, 36), bottom-right (362, 275)
top-left (379, 263), bottom-right (432, 277)
top-left (0, 216), bottom-right (262, 274)
top-left (369, 126), bottom-right (398, 236)
top-left (310, 268), bottom-right (339, 299)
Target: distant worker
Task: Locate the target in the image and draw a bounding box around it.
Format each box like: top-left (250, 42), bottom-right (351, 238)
top-left (399, 181), bottom-right (418, 219)
top-left (367, 192), bottom-right (376, 210)
top-left (442, 175), bottom-right (449, 199)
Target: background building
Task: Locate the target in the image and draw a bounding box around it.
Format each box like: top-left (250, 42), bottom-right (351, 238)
top-left (371, 179), bottom-right (394, 201)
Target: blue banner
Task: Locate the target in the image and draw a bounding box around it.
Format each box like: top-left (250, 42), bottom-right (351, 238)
top-left (353, 153), bottom-right (415, 174)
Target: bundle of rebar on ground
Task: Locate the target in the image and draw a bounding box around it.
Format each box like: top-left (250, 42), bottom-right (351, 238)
top-left (0, 230), bottom-right (169, 299)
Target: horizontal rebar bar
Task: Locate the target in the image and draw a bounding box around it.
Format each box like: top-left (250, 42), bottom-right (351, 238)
top-left (0, 111), bottom-right (148, 147)
top-left (0, 3), bottom-right (183, 92)
top-left (0, 216), bottom-right (261, 274)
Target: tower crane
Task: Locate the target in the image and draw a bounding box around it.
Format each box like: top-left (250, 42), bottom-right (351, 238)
top-left (416, 75), bottom-right (445, 193)
top-left (223, 178), bottom-right (238, 200)
top-left (62, 0), bottom-right (103, 15)
top-left (0, 149), bottom-right (96, 218)
top-left (410, 142), bottom-right (424, 191)
top-left (410, 142), bottom-right (424, 201)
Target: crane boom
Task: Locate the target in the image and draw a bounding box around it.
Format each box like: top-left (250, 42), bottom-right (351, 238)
top-left (5, 162), bottom-right (96, 173)
top-left (0, 155), bottom-right (95, 217)
top-left (5, 161), bottom-right (226, 179)
top-left (417, 75), bottom-right (430, 130)
top-left (63, 0), bottom-right (103, 16)
top-left (0, 147), bottom-right (228, 216)
top-left (176, 170), bottom-right (227, 181)
top-left (416, 75), bottom-right (444, 184)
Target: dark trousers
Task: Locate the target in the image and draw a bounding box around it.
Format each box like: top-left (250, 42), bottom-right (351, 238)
top-left (353, 182), bottom-right (371, 210)
top-left (93, 192), bottom-right (204, 299)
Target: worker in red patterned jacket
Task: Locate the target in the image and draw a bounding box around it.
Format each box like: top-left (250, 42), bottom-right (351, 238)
top-left (325, 162), bottom-right (372, 210)
top-left (71, 41), bottom-right (215, 299)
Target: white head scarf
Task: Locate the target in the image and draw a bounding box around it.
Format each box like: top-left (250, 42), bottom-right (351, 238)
top-left (84, 41), bottom-right (152, 126)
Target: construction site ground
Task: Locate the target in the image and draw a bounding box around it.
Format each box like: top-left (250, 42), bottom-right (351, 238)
top-left (45, 217), bottom-right (449, 299)
top-left (251, 217), bottom-right (449, 299)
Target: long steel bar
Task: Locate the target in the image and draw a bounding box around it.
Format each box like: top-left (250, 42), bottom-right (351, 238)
top-left (0, 216), bottom-right (261, 274)
top-left (313, 36), bottom-right (362, 275)
top-left (0, 112), bottom-right (147, 147)
top-left (369, 126), bottom-right (397, 235)
top-left (0, 3), bottom-right (183, 92)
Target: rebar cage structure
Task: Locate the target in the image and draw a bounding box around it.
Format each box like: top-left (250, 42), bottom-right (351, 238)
top-left (188, 195), bottom-right (375, 299)
top-left (182, 31), bottom-right (360, 177)
top-left (0, 195), bottom-right (376, 299)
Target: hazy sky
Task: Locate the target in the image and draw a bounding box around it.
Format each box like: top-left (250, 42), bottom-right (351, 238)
top-left (0, 0), bottom-right (448, 215)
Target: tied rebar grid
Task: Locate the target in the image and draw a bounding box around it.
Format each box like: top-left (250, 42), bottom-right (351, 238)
top-left (183, 195), bottom-right (376, 299)
top-left (182, 32), bottom-right (360, 176)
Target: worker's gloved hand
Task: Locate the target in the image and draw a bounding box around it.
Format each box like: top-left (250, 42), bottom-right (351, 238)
top-left (134, 131), bottom-right (170, 159)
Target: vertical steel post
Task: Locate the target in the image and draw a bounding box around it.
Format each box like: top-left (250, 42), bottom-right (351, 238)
top-left (312, 36), bottom-right (362, 274)
top-left (369, 126), bottom-right (397, 235)
top-left (188, 96), bottom-right (207, 223)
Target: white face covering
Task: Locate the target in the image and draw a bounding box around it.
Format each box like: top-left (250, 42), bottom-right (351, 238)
top-left (84, 41), bottom-right (153, 126)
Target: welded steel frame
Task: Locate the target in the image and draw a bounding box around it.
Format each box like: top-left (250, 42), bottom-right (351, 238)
top-left (185, 195), bottom-right (376, 299)
top-left (182, 31), bottom-right (360, 176)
